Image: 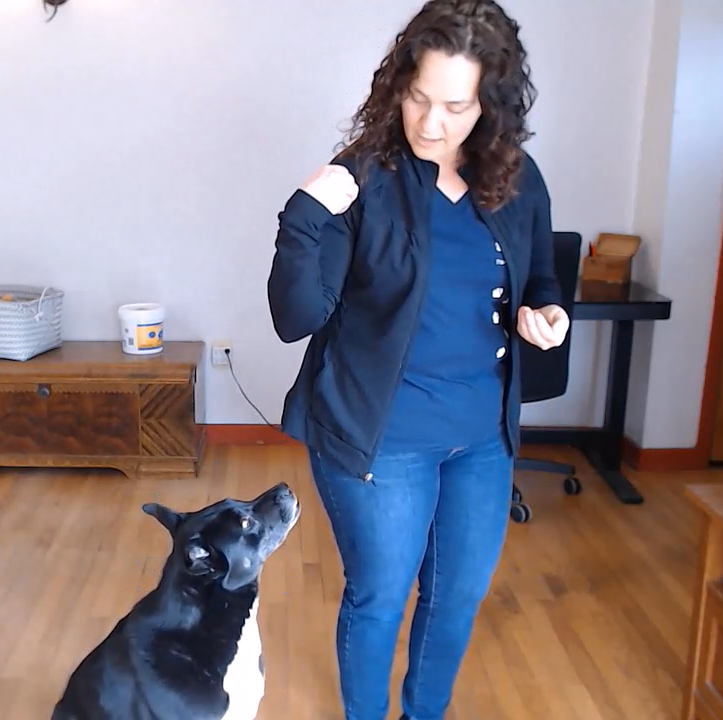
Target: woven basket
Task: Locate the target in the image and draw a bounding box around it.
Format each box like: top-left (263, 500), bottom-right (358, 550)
top-left (0, 285), bottom-right (64, 361)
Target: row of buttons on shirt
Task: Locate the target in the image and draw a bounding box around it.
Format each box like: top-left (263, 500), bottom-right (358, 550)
top-left (493, 241), bottom-right (508, 360)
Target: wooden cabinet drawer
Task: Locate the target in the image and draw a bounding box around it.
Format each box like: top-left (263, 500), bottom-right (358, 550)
top-left (0, 383), bottom-right (140, 456)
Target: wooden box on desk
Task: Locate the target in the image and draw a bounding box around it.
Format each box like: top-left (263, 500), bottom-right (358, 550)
top-left (0, 340), bottom-right (206, 479)
top-left (581, 233), bottom-right (641, 284)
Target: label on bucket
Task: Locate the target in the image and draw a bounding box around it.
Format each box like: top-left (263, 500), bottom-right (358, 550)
top-left (135, 322), bottom-right (163, 351)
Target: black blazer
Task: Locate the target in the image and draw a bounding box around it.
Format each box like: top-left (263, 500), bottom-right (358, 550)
top-left (267, 145), bottom-right (563, 478)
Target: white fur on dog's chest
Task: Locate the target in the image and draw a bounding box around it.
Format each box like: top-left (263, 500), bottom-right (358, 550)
top-left (221, 598), bottom-right (265, 720)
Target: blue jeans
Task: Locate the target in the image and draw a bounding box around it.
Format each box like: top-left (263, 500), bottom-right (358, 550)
top-left (308, 435), bottom-right (513, 720)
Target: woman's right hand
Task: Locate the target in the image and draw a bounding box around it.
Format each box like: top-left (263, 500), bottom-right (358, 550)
top-left (300, 164), bottom-right (359, 215)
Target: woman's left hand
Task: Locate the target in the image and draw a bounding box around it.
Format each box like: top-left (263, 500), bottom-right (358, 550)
top-left (517, 304), bottom-right (570, 350)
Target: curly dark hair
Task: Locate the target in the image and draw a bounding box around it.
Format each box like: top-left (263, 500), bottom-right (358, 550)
top-left (337, 0), bottom-right (537, 210)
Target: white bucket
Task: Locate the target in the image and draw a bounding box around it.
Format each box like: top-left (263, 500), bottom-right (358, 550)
top-left (118, 303), bottom-right (165, 355)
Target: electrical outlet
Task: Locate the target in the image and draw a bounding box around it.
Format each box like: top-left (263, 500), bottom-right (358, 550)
top-left (212, 342), bottom-right (233, 366)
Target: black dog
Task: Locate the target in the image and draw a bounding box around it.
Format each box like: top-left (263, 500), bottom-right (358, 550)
top-left (52, 482), bottom-right (300, 720)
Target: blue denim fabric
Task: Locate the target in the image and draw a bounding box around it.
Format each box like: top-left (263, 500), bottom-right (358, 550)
top-left (308, 434), bottom-right (513, 720)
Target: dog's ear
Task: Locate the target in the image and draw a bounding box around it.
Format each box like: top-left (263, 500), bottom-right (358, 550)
top-left (142, 502), bottom-right (186, 535)
top-left (184, 537), bottom-right (215, 577)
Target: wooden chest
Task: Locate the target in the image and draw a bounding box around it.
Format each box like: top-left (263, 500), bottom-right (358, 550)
top-left (0, 341), bottom-right (206, 478)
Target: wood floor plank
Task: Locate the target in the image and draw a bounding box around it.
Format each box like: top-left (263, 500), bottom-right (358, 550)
top-left (0, 444), bottom-right (717, 718)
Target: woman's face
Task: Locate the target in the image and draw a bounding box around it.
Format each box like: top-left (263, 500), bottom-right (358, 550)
top-left (401, 49), bottom-right (483, 169)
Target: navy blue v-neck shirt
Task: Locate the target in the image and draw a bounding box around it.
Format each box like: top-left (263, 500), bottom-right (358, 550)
top-left (380, 187), bottom-right (511, 451)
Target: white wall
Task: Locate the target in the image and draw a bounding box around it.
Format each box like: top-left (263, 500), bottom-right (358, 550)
top-left (630, 0), bottom-right (723, 448)
top-left (1, 0), bottom-right (719, 449)
top-left (625, 0), bottom-right (684, 446)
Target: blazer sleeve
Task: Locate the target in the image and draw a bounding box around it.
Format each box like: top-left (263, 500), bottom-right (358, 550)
top-left (267, 188), bottom-right (356, 343)
top-left (521, 163), bottom-right (563, 310)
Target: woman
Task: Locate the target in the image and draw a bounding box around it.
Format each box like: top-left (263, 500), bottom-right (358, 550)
top-left (267, 1), bottom-right (570, 718)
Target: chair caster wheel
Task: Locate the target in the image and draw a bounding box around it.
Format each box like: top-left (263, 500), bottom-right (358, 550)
top-left (510, 503), bottom-right (532, 524)
top-left (563, 476), bottom-right (582, 495)
top-left (512, 486), bottom-right (523, 504)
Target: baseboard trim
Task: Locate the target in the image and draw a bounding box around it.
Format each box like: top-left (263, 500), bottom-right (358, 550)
top-left (204, 424), bottom-right (711, 472)
top-left (204, 423), bottom-right (300, 446)
top-left (622, 437), bottom-right (708, 472)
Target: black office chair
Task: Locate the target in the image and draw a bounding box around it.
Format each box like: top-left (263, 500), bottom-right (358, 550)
top-left (511, 231), bottom-right (583, 524)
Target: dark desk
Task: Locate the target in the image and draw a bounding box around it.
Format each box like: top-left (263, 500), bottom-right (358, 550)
top-left (521, 280), bottom-right (672, 505)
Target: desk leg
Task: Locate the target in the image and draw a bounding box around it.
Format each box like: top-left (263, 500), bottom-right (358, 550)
top-left (583, 319), bottom-right (645, 504)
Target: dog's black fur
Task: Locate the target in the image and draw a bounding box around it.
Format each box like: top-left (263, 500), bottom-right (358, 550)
top-left (51, 482), bottom-right (300, 719)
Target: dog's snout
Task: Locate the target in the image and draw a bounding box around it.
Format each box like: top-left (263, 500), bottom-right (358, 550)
top-left (271, 483), bottom-right (299, 525)
top-left (269, 483), bottom-right (294, 503)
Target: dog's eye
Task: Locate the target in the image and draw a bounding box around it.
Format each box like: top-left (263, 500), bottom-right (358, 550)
top-left (240, 516), bottom-right (251, 530)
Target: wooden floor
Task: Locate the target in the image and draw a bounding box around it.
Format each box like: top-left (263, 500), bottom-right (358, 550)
top-left (0, 444), bottom-right (719, 719)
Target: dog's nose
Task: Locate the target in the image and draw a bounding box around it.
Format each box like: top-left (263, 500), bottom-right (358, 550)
top-left (276, 483), bottom-right (292, 497)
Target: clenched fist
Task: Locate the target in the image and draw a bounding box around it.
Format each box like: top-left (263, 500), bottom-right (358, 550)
top-left (517, 304), bottom-right (570, 351)
top-left (300, 164), bottom-right (359, 215)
